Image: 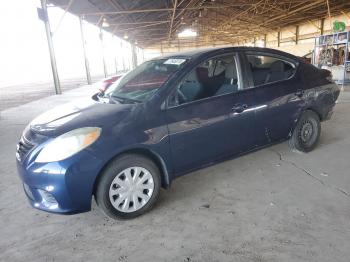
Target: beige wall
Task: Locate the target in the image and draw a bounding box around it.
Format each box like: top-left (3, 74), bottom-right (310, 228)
top-left (144, 13), bottom-right (350, 59)
top-left (273, 43), bottom-right (315, 57)
top-left (265, 13), bottom-right (350, 56)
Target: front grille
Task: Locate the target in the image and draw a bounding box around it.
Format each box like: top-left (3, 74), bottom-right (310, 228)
top-left (16, 135), bottom-right (35, 161)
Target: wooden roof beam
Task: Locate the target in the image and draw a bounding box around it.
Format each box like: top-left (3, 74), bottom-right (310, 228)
top-left (116, 20), bottom-right (170, 32)
top-left (110, 20), bottom-right (170, 26)
top-left (81, 4), bottom-right (246, 16)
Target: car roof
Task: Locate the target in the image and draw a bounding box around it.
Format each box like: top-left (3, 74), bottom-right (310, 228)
top-left (154, 46), bottom-right (300, 61)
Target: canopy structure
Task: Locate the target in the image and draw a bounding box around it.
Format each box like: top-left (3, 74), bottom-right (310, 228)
top-left (48, 0), bottom-right (350, 48)
top-left (41, 0), bottom-right (350, 94)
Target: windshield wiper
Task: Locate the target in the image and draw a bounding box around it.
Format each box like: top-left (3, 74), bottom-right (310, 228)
top-left (110, 94), bottom-right (141, 104)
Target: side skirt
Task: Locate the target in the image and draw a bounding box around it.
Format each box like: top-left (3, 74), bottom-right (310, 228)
top-left (170, 137), bottom-right (288, 182)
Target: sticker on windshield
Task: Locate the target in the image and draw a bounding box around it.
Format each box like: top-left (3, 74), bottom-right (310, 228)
top-left (164, 58), bottom-right (186, 65)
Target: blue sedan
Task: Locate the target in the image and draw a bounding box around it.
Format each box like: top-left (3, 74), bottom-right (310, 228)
top-left (16, 47), bottom-right (340, 219)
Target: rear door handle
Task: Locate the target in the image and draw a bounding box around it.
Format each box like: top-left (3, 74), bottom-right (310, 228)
top-left (295, 89), bottom-right (304, 97)
top-left (232, 103), bottom-right (248, 113)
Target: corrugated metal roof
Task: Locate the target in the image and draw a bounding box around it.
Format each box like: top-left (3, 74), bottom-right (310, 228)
top-left (48, 0), bottom-right (350, 48)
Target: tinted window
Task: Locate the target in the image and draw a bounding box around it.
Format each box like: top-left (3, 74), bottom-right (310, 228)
top-left (107, 58), bottom-right (187, 102)
top-left (169, 54), bottom-right (240, 106)
top-left (247, 54), bottom-right (296, 86)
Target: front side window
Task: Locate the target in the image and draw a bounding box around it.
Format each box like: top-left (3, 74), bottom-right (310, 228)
top-left (168, 54), bottom-right (240, 107)
top-left (106, 58), bottom-right (187, 102)
top-left (247, 54), bottom-right (296, 87)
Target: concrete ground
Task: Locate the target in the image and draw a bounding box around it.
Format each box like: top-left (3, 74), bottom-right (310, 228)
top-left (0, 85), bottom-right (350, 262)
top-left (0, 76), bottom-right (103, 111)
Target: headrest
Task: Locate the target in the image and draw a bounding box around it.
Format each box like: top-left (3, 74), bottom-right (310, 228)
top-left (215, 62), bottom-right (226, 75)
top-left (270, 60), bottom-right (285, 72)
top-left (208, 61), bottom-right (225, 77)
top-left (186, 70), bottom-right (199, 82)
top-left (225, 62), bottom-right (237, 79)
top-left (249, 56), bottom-right (262, 67)
top-left (196, 67), bottom-right (209, 83)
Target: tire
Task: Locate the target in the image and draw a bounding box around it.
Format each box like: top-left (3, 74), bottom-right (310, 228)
top-left (289, 110), bottom-right (321, 152)
top-left (95, 154), bottom-right (161, 219)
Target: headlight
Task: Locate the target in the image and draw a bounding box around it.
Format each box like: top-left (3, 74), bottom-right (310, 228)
top-left (35, 127), bottom-right (101, 163)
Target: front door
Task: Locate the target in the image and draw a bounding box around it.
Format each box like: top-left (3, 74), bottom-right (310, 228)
top-left (165, 53), bottom-right (256, 174)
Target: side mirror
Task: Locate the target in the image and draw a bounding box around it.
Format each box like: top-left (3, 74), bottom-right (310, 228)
top-left (97, 90), bottom-right (105, 97)
top-left (92, 92), bottom-right (100, 101)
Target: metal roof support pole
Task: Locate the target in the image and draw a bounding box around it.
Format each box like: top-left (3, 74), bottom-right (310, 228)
top-left (295, 25), bottom-right (299, 45)
top-left (277, 31), bottom-right (281, 47)
top-left (131, 44), bottom-right (137, 69)
top-left (99, 27), bottom-right (108, 78)
top-left (79, 16), bottom-right (92, 84)
top-left (320, 18), bottom-right (325, 35)
top-left (40, 0), bottom-right (61, 94)
top-left (114, 57), bottom-right (118, 74)
top-left (263, 34), bottom-right (267, 47)
top-left (168, 0), bottom-right (178, 41)
top-left (114, 55), bottom-right (118, 74)
top-left (112, 36), bottom-right (118, 74)
top-left (120, 41), bottom-right (125, 71)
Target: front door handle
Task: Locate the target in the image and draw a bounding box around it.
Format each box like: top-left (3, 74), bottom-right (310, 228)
top-left (232, 103), bottom-right (248, 113)
top-left (295, 89), bottom-right (304, 97)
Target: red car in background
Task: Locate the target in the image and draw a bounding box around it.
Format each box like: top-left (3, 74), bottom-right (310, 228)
top-left (95, 74), bottom-right (123, 93)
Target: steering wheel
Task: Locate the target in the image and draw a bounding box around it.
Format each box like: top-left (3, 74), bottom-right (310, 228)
top-left (176, 88), bottom-right (188, 105)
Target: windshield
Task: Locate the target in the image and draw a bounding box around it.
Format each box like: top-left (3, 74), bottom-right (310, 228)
top-left (106, 58), bottom-right (188, 102)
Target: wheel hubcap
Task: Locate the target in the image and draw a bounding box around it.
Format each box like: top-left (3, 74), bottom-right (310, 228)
top-left (109, 167), bottom-right (154, 213)
top-left (301, 122), bottom-right (313, 142)
top-left (298, 117), bottom-right (319, 147)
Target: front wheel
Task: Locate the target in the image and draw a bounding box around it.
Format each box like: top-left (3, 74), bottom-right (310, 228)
top-left (95, 154), bottom-right (161, 219)
top-left (289, 110), bottom-right (321, 152)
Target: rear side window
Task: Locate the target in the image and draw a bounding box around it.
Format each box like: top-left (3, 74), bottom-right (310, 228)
top-left (246, 54), bottom-right (296, 87)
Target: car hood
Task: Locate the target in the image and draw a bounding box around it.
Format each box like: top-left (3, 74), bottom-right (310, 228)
top-left (29, 97), bottom-right (138, 137)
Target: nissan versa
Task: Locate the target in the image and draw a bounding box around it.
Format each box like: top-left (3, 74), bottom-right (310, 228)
top-left (16, 47), bottom-right (340, 219)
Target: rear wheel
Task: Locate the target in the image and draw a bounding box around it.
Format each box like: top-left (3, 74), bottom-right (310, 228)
top-left (289, 110), bottom-right (321, 152)
top-left (95, 154), bottom-right (161, 219)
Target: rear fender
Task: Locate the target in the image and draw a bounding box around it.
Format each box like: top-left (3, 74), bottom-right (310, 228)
top-left (288, 83), bottom-right (338, 137)
top-left (287, 107), bottom-right (320, 138)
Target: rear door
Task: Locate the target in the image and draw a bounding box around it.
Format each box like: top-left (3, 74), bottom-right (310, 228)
top-left (165, 53), bottom-right (256, 174)
top-left (242, 51), bottom-right (305, 146)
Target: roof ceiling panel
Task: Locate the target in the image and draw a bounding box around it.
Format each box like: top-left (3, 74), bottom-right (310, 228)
top-left (48, 0), bottom-right (350, 48)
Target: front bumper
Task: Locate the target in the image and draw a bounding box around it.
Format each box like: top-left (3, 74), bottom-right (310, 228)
top-left (16, 150), bottom-right (104, 214)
